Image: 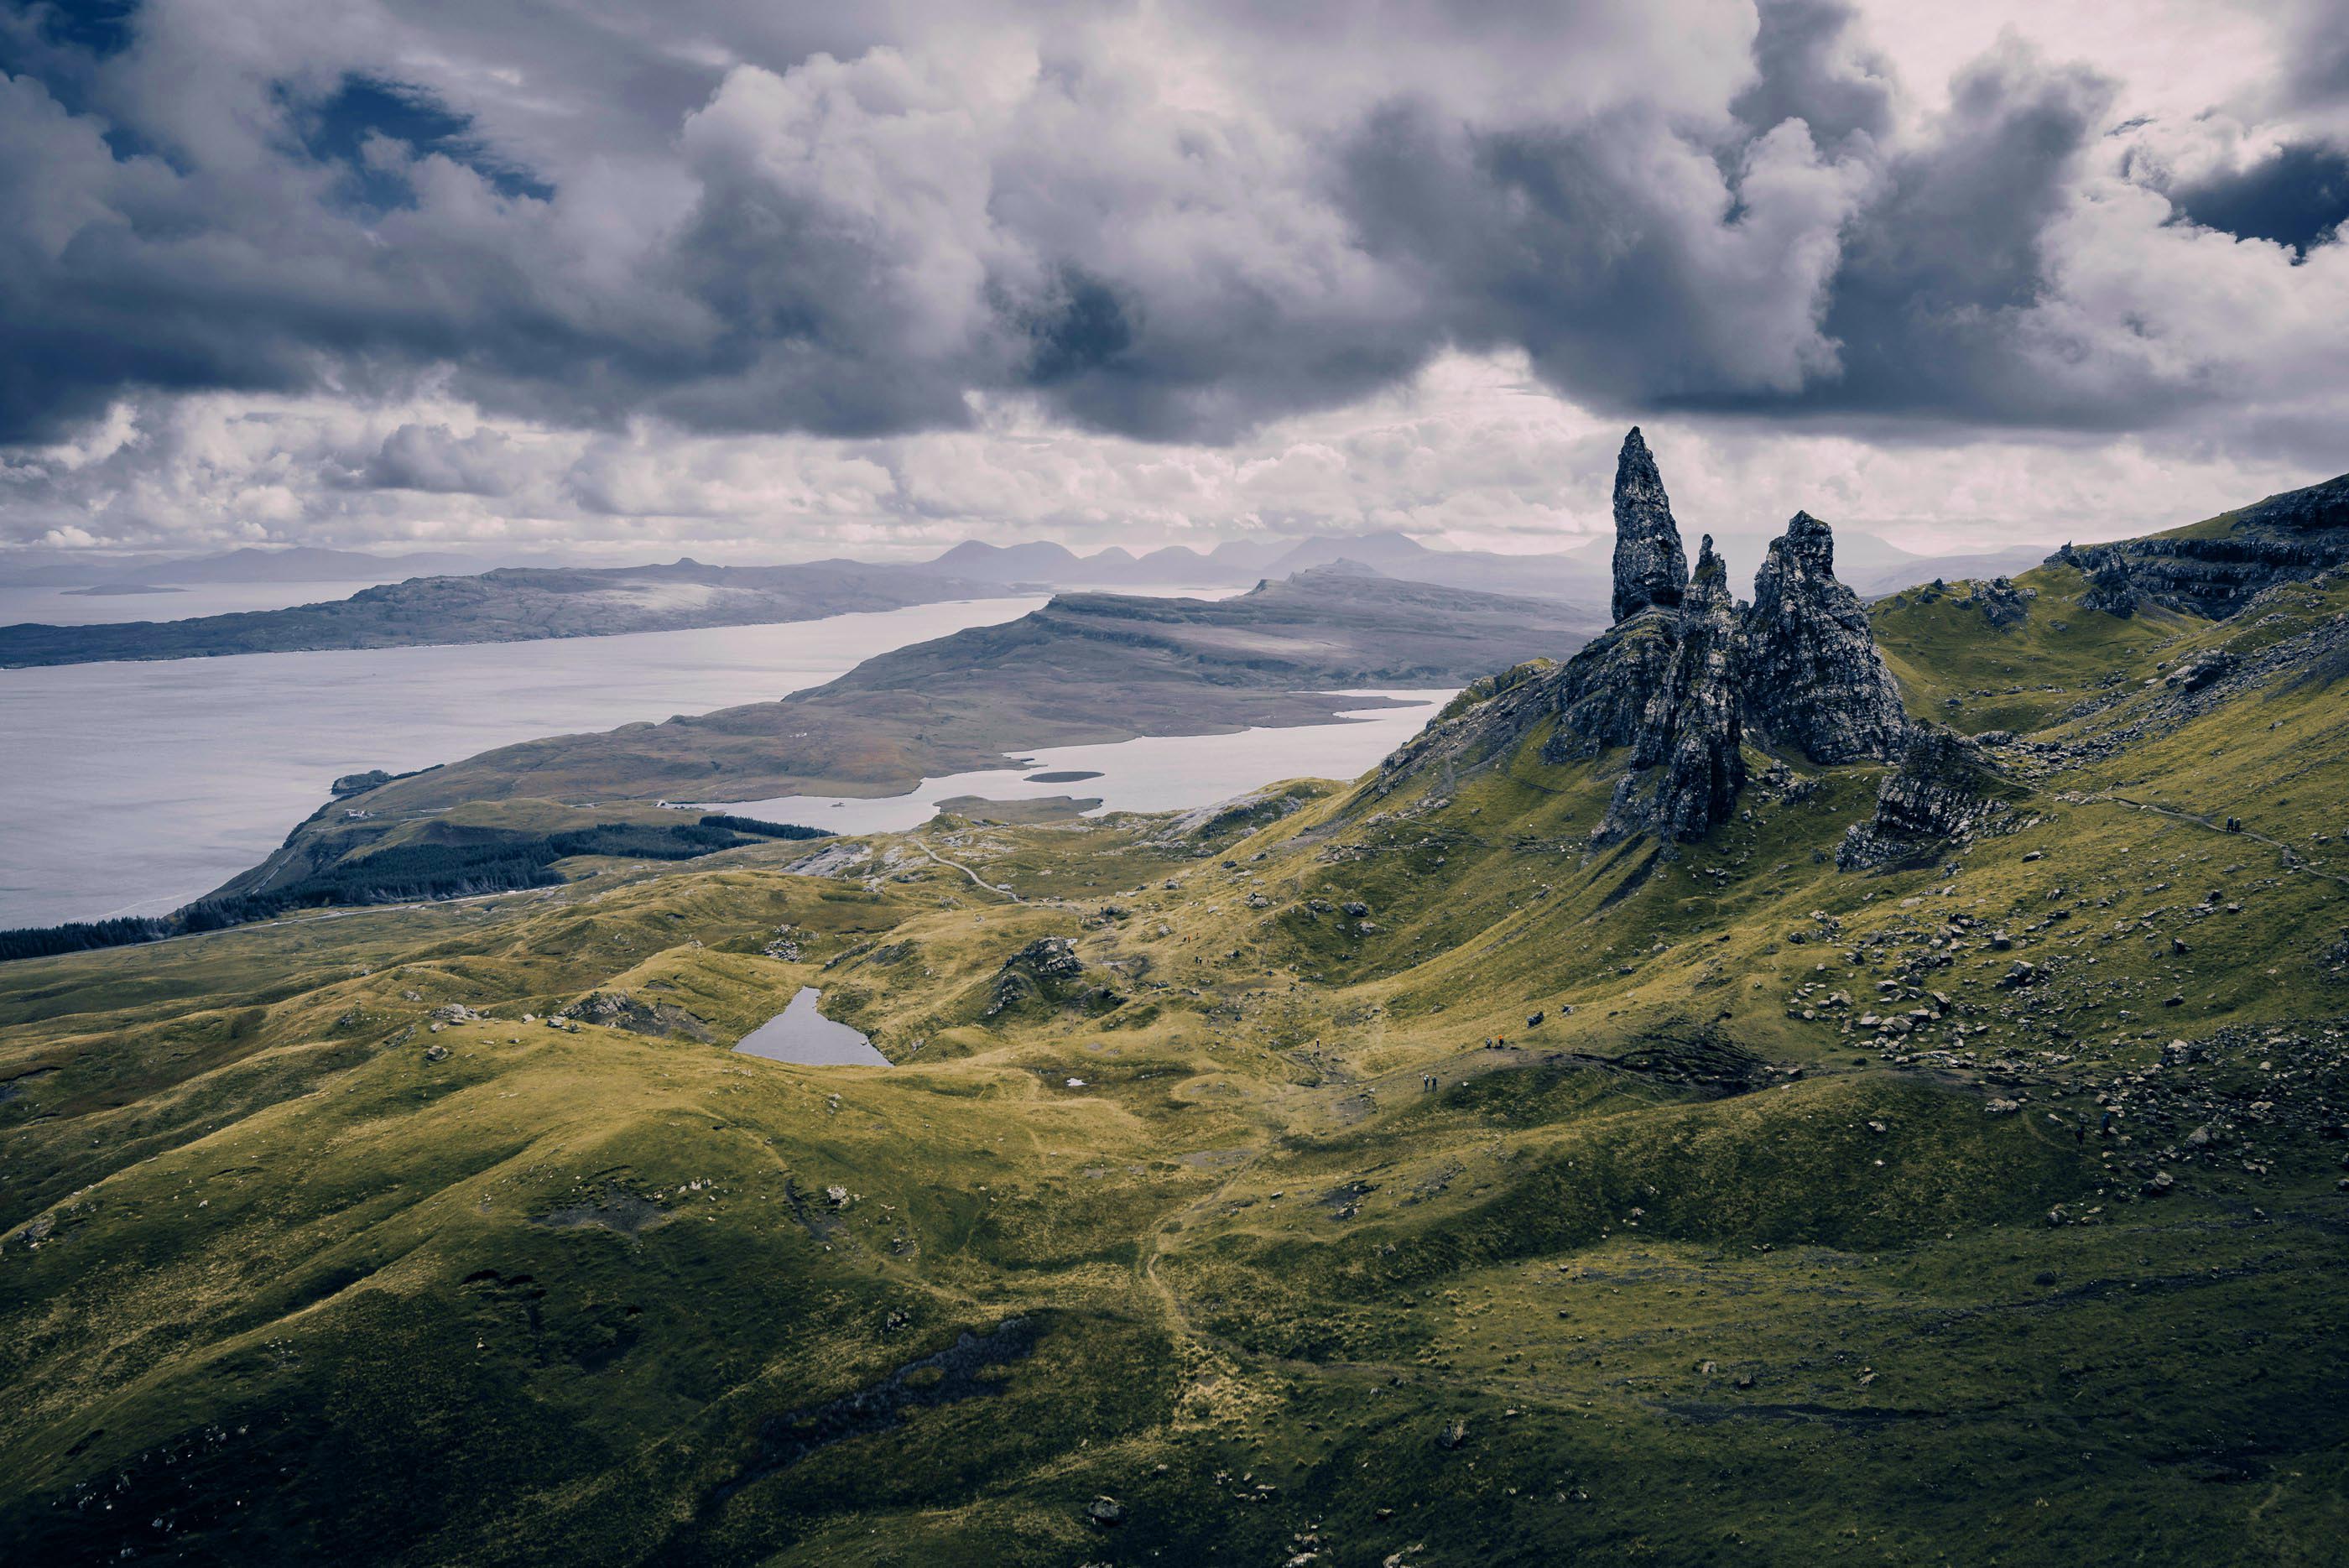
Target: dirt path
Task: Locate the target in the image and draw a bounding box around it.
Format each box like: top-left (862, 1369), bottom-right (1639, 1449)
top-left (2093, 794), bottom-right (2349, 893)
top-left (909, 838), bottom-right (1023, 902)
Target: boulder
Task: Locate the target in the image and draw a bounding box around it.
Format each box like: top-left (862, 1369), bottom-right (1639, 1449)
top-left (1967, 577), bottom-right (2035, 628)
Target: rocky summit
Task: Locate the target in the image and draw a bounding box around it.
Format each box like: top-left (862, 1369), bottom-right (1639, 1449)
top-left (1608, 427), bottom-right (1689, 623)
top-left (2055, 470), bottom-right (2349, 619)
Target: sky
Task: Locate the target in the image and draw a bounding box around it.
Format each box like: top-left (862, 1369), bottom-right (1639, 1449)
top-left (2, 0), bottom-right (2346, 565)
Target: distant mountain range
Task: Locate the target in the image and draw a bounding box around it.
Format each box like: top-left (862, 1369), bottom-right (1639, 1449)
top-left (0, 560), bottom-right (999, 667)
top-left (5, 544), bottom-right (547, 589)
top-left (924, 526), bottom-right (2045, 602)
top-left (4, 525), bottom-right (2051, 658)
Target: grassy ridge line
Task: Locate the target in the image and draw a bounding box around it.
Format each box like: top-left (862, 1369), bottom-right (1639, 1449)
top-left (0, 811), bottom-right (832, 964)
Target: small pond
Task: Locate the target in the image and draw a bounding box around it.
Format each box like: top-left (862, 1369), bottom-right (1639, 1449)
top-left (735, 987), bottom-right (889, 1066)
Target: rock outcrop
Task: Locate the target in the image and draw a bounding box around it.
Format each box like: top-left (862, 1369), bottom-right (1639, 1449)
top-left (1836, 724), bottom-right (2010, 870)
top-left (2055, 471), bottom-right (2349, 619)
top-left (1598, 539), bottom-right (1744, 842)
top-left (1610, 428), bottom-right (1689, 623)
top-left (1367, 430), bottom-right (1914, 847)
top-left (1966, 576), bottom-right (2035, 628)
top-left (1739, 511), bottom-right (1909, 765)
top-left (556, 991), bottom-right (716, 1042)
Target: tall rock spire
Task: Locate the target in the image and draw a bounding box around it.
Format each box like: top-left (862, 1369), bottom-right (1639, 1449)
top-left (1610, 427), bottom-right (1688, 624)
top-left (1596, 536), bottom-right (1744, 843)
top-left (1740, 511), bottom-right (1908, 765)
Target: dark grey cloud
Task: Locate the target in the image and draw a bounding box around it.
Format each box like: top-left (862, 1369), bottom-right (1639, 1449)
top-left (1721, 44), bottom-right (2135, 426)
top-left (2170, 142), bottom-right (2349, 255)
top-left (2280, 0), bottom-right (2349, 112)
top-left (0, 0), bottom-right (2341, 468)
top-left (1730, 0), bottom-right (1894, 155)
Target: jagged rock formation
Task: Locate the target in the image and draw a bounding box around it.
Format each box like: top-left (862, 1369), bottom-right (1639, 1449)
top-left (1740, 512), bottom-right (1909, 765)
top-left (1610, 429), bottom-right (1689, 623)
top-left (987, 935), bottom-right (1118, 1017)
top-left (1836, 724), bottom-right (2010, 870)
top-left (1597, 539), bottom-right (1744, 842)
top-left (2076, 553), bottom-right (2139, 617)
top-left (2055, 471), bottom-right (2349, 619)
top-left (1369, 431), bottom-right (1909, 845)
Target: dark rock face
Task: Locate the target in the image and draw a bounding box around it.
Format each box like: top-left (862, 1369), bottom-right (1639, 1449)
top-left (1598, 539), bottom-right (1744, 843)
top-left (1542, 608), bottom-right (1678, 760)
top-left (1610, 428), bottom-right (1689, 623)
top-left (2055, 471), bottom-right (2349, 619)
top-left (1836, 724), bottom-right (2009, 870)
top-left (1740, 512), bottom-right (1908, 766)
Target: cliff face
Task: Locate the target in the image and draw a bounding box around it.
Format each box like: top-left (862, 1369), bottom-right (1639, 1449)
top-left (1598, 538), bottom-right (1744, 842)
top-left (1740, 512), bottom-right (1909, 765)
top-left (1610, 428), bottom-right (1689, 623)
top-left (1542, 608), bottom-right (1679, 761)
top-left (2055, 471), bottom-right (2349, 620)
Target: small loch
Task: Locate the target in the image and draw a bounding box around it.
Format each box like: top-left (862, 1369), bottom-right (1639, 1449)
top-left (735, 987), bottom-right (889, 1066)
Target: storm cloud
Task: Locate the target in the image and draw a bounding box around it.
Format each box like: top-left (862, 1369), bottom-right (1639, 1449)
top-left (2, 0), bottom-right (2346, 555)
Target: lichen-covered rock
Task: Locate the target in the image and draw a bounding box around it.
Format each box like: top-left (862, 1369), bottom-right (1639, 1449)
top-left (1598, 538), bottom-right (1743, 843)
top-left (1610, 427), bottom-right (1689, 624)
top-left (1740, 512), bottom-right (1907, 765)
top-left (1967, 576), bottom-right (2035, 628)
top-left (1836, 723), bottom-right (2009, 870)
top-left (986, 935), bottom-right (1093, 1017)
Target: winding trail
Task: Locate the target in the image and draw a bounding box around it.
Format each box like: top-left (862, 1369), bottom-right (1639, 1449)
top-left (909, 838), bottom-right (1023, 903)
top-left (2090, 794), bottom-right (2349, 893)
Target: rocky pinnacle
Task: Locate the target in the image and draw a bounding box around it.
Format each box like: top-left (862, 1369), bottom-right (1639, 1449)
top-left (1610, 427), bottom-right (1688, 624)
top-left (1598, 536), bottom-right (1744, 842)
top-left (1741, 511), bottom-right (1908, 765)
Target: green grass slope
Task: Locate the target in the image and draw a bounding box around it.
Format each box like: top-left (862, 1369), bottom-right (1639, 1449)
top-left (4, 572), bottom-right (2348, 1565)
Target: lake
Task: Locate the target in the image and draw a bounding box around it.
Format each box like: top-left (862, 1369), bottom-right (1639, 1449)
top-left (0, 585), bottom-right (1455, 931)
top-left (0, 597), bottom-right (1044, 929)
top-left (735, 987), bottom-right (889, 1065)
top-left (711, 689), bottom-right (1456, 833)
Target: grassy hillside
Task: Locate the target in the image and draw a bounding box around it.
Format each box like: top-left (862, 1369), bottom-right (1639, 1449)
top-left (4, 570), bottom-right (2347, 1564)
